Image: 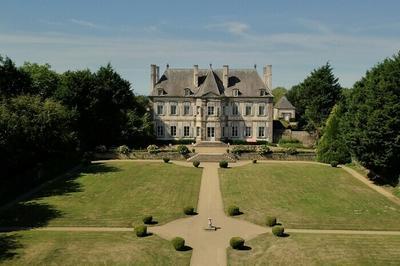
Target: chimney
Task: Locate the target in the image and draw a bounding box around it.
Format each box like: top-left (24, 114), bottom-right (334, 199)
top-left (193, 64), bottom-right (199, 87)
top-left (263, 65), bottom-right (272, 90)
top-left (150, 64), bottom-right (157, 90)
top-left (156, 66), bottom-right (159, 83)
top-left (223, 65), bottom-right (229, 88)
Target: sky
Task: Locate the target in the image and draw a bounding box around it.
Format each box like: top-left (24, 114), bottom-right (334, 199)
top-left (1, 0), bottom-right (400, 95)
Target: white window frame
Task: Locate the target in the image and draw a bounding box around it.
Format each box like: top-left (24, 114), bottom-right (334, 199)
top-left (232, 104), bottom-right (239, 116)
top-left (233, 89), bottom-right (239, 97)
top-left (260, 89), bottom-right (266, 96)
top-left (183, 126), bottom-right (190, 137)
top-left (232, 126), bottom-right (238, 137)
top-left (184, 88), bottom-right (191, 96)
top-left (170, 126), bottom-right (176, 137)
top-left (258, 105), bottom-right (265, 116)
top-left (170, 104), bottom-right (177, 115)
top-left (207, 106), bottom-right (215, 115)
top-left (157, 104), bottom-right (164, 115)
top-left (245, 126), bottom-right (252, 137)
top-left (258, 126), bottom-right (265, 137)
top-left (245, 105), bottom-right (252, 116)
top-left (157, 125), bottom-right (164, 136)
top-left (183, 103), bottom-right (190, 115)
top-left (196, 127), bottom-right (200, 137)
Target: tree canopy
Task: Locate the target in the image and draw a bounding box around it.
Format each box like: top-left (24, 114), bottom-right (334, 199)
top-left (272, 87), bottom-right (287, 104)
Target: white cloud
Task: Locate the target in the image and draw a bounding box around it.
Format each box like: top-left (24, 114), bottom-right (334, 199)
top-left (69, 18), bottom-right (108, 30)
top-left (206, 21), bottom-right (249, 35)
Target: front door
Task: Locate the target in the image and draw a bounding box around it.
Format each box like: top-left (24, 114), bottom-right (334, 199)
top-left (207, 127), bottom-right (215, 141)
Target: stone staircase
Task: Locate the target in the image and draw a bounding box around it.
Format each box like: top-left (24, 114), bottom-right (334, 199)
top-left (194, 141), bottom-right (227, 148)
top-left (187, 153), bottom-right (236, 162)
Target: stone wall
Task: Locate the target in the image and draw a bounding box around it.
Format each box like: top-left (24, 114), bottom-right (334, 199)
top-left (274, 129), bottom-right (316, 147)
top-left (237, 152), bottom-right (316, 161)
top-left (94, 151), bottom-right (190, 161)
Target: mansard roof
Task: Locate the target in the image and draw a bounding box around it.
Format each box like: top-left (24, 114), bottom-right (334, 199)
top-left (275, 96), bottom-right (295, 109)
top-left (151, 66), bottom-right (272, 97)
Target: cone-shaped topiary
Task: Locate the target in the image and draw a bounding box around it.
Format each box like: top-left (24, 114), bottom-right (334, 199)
top-left (172, 237), bottom-right (185, 251)
top-left (135, 225), bottom-right (147, 237)
top-left (228, 205), bottom-right (240, 216)
top-left (266, 216), bottom-right (277, 227)
top-left (230, 237), bottom-right (245, 249)
top-left (272, 225), bottom-right (285, 237)
top-left (142, 215), bottom-right (153, 224)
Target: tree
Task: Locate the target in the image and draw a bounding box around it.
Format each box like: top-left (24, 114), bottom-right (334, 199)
top-left (0, 55), bottom-right (31, 98)
top-left (272, 87), bottom-right (287, 104)
top-left (287, 63), bottom-right (342, 133)
top-left (343, 52), bottom-right (400, 181)
top-left (20, 62), bottom-right (60, 98)
top-left (316, 105), bottom-right (351, 164)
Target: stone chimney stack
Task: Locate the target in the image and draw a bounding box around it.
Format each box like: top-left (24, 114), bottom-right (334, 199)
top-left (223, 65), bottom-right (229, 88)
top-left (263, 65), bottom-right (272, 90)
top-left (156, 66), bottom-right (159, 83)
top-left (150, 64), bottom-right (157, 90)
top-left (193, 64), bottom-right (199, 87)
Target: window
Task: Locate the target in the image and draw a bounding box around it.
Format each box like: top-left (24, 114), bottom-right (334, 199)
top-left (170, 104), bottom-right (177, 115)
top-left (208, 106), bottom-right (214, 115)
top-left (157, 104), bottom-right (164, 115)
top-left (183, 103), bottom-right (190, 115)
top-left (232, 104), bottom-right (239, 115)
top-left (245, 105), bottom-right (252, 116)
top-left (258, 127), bottom-right (265, 137)
top-left (222, 127), bottom-right (225, 137)
top-left (184, 88), bottom-right (191, 96)
top-left (196, 127), bottom-right (200, 137)
top-left (260, 89), bottom-right (266, 96)
top-left (223, 106), bottom-right (229, 115)
top-left (157, 125), bottom-right (164, 136)
top-left (245, 127), bottom-right (252, 137)
top-left (170, 126), bottom-right (176, 136)
top-left (157, 88), bottom-right (163, 96)
top-left (184, 126), bottom-right (190, 137)
top-left (232, 126), bottom-right (238, 137)
top-left (258, 105), bottom-right (265, 116)
top-left (233, 89), bottom-right (239, 97)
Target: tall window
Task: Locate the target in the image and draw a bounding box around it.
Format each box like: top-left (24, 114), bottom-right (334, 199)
top-left (184, 126), bottom-right (190, 137)
top-left (170, 126), bottom-right (176, 137)
top-left (183, 103), bottom-right (190, 115)
top-left (258, 105), bottom-right (265, 116)
top-left (157, 125), bottom-right (164, 136)
top-left (208, 106), bottom-right (215, 115)
top-left (157, 104), bottom-right (164, 115)
top-left (245, 127), bottom-right (252, 137)
top-left (232, 104), bottom-right (239, 115)
top-left (233, 89), bottom-right (239, 97)
top-left (258, 127), bottom-right (265, 137)
top-left (170, 104), bottom-right (177, 115)
top-left (196, 127), bottom-right (200, 137)
top-left (232, 126), bottom-right (238, 137)
top-left (222, 127), bottom-right (225, 137)
top-left (245, 105), bottom-right (252, 116)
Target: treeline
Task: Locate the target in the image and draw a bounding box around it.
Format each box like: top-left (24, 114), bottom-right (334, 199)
top-left (283, 52), bottom-right (400, 183)
top-left (0, 55), bottom-right (153, 202)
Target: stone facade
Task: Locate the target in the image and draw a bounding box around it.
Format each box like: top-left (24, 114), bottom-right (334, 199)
top-left (149, 64), bottom-right (274, 142)
top-left (273, 96), bottom-right (296, 121)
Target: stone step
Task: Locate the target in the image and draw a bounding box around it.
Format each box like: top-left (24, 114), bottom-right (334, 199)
top-left (194, 141), bottom-right (227, 148)
top-left (187, 153), bottom-right (236, 162)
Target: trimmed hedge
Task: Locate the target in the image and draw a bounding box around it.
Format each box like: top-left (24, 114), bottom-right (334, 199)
top-left (272, 225), bottom-right (285, 237)
top-left (219, 160), bottom-right (228, 168)
top-left (163, 157), bottom-right (170, 163)
top-left (172, 237), bottom-right (185, 251)
top-left (142, 215), bottom-right (153, 224)
top-left (183, 206), bottom-right (195, 215)
top-left (228, 205), bottom-right (240, 216)
top-left (193, 161), bottom-right (200, 168)
top-left (135, 225), bottom-right (147, 237)
top-left (230, 237), bottom-right (245, 249)
top-left (266, 216), bottom-right (277, 227)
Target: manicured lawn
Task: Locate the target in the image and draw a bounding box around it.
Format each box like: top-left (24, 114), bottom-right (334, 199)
top-left (0, 161), bottom-right (202, 227)
top-left (220, 162), bottom-right (400, 230)
top-left (0, 230), bottom-right (190, 265)
top-left (228, 233), bottom-right (400, 266)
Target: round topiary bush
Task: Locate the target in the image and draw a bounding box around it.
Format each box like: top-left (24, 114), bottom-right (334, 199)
top-left (266, 216), bottom-right (277, 227)
top-left (183, 206), bottom-right (195, 215)
top-left (230, 237), bottom-right (245, 249)
top-left (171, 237), bottom-right (185, 251)
top-left (252, 159), bottom-right (257, 164)
top-left (163, 157), bottom-right (170, 163)
top-left (147, 144), bottom-right (159, 154)
top-left (258, 145), bottom-right (272, 156)
top-left (228, 205), bottom-right (240, 216)
top-left (330, 161), bottom-right (339, 167)
top-left (272, 225), bottom-right (285, 237)
top-left (135, 225), bottom-right (147, 237)
top-left (192, 161), bottom-right (200, 168)
top-left (142, 215), bottom-right (153, 224)
top-left (177, 145), bottom-right (190, 155)
top-left (219, 160), bottom-right (228, 168)
top-left (117, 145), bottom-right (130, 155)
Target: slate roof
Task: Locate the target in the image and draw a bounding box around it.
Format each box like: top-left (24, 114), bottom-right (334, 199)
top-left (275, 96), bottom-right (295, 109)
top-left (151, 67), bottom-right (272, 97)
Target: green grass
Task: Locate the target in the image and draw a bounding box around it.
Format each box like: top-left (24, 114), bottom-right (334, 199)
top-left (228, 233), bottom-right (400, 266)
top-left (0, 230), bottom-right (191, 265)
top-left (220, 163), bottom-right (400, 230)
top-left (0, 161), bottom-right (202, 227)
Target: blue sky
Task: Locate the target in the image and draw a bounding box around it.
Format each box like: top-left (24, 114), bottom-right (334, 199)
top-left (1, 0), bottom-right (400, 95)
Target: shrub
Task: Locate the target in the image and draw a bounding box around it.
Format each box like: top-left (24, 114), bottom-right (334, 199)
top-left (117, 145), bottom-right (130, 155)
top-left (266, 216), bottom-right (277, 227)
top-left (285, 147), bottom-right (298, 155)
top-left (147, 144), bottom-right (159, 154)
top-left (228, 205), bottom-right (240, 216)
top-left (177, 145), bottom-right (190, 155)
top-left (142, 215), bottom-right (153, 224)
top-left (258, 145), bottom-right (272, 156)
top-left (94, 145), bottom-right (107, 153)
top-left (330, 161), bottom-right (339, 167)
top-left (81, 152), bottom-right (92, 165)
top-left (193, 161), bottom-right (200, 168)
top-left (183, 206), bottom-right (195, 215)
top-left (171, 237), bottom-right (185, 251)
top-left (252, 159), bottom-right (257, 164)
top-left (163, 157), bottom-right (170, 163)
top-left (272, 226), bottom-right (285, 237)
top-left (192, 148), bottom-right (195, 153)
top-left (219, 161), bottom-right (228, 168)
top-left (135, 225), bottom-right (147, 237)
top-left (230, 237), bottom-right (245, 249)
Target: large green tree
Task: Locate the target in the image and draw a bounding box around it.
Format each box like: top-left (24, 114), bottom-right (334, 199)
top-left (20, 62), bottom-right (60, 98)
top-left (0, 55), bottom-right (31, 98)
top-left (287, 63), bottom-right (342, 133)
top-left (272, 87), bottom-right (287, 104)
top-left (343, 52), bottom-right (400, 181)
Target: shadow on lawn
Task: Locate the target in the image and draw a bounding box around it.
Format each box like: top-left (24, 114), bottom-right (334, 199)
top-left (0, 234), bottom-right (22, 262)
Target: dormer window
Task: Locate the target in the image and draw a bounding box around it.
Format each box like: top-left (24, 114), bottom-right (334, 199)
top-left (184, 88), bottom-right (191, 96)
top-left (260, 89), bottom-right (267, 96)
top-left (233, 89), bottom-right (239, 97)
top-left (157, 88), bottom-right (164, 96)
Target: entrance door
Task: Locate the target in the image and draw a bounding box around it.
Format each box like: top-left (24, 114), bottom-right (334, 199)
top-left (207, 127), bottom-right (215, 141)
